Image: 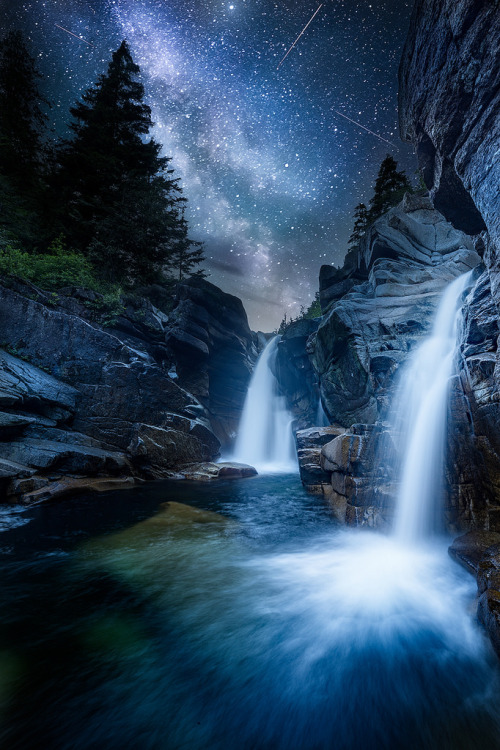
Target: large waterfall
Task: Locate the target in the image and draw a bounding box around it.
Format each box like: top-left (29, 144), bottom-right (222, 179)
top-left (233, 336), bottom-right (297, 473)
top-left (392, 272), bottom-right (472, 541)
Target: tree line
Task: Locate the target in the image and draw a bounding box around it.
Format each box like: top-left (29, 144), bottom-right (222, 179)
top-left (348, 154), bottom-right (413, 249)
top-left (0, 32), bottom-right (204, 296)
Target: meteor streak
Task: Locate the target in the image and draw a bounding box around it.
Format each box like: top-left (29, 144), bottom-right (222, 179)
top-left (277, 3), bottom-right (323, 70)
top-left (333, 110), bottom-right (399, 148)
top-left (54, 24), bottom-right (96, 48)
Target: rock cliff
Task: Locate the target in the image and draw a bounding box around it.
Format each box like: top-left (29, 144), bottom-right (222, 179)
top-left (0, 277), bottom-right (255, 501)
top-left (296, 194), bottom-right (481, 528)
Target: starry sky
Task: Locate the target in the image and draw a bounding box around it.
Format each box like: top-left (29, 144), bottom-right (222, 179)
top-left (1, 0), bottom-right (416, 330)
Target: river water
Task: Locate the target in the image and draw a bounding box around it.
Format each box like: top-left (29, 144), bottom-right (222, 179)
top-left (1, 474), bottom-right (500, 749)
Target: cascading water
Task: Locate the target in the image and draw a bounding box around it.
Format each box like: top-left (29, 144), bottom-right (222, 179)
top-left (233, 336), bottom-right (297, 472)
top-left (392, 271), bottom-right (472, 541)
top-left (316, 396), bottom-right (329, 427)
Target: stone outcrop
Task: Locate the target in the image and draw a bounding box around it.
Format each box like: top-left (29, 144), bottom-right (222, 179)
top-left (399, 0), bottom-right (500, 529)
top-left (0, 276), bottom-right (255, 501)
top-left (273, 318), bottom-right (320, 430)
top-left (314, 193), bottom-right (480, 429)
top-left (166, 277), bottom-right (256, 447)
top-left (293, 194), bottom-right (483, 527)
top-left (399, 0), bottom-right (499, 249)
top-left (450, 531), bottom-right (500, 657)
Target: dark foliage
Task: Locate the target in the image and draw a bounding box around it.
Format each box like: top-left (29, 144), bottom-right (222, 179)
top-left (0, 31), bottom-right (48, 248)
top-left (51, 41), bottom-right (188, 284)
top-left (347, 155), bottom-right (412, 249)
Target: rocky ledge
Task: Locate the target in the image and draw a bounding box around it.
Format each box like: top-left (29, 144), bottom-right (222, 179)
top-left (450, 531), bottom-right (500, 657)
top-left (0, 277), bottom-right (256, 503)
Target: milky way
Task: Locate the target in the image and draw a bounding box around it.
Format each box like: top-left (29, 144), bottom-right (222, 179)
top-left (2, 0), bottom-right (416, 329)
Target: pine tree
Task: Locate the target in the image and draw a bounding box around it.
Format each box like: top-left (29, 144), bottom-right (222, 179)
top-left (168, 210), bottom-right (206, 281)
top-left (0, 31), bottom-right (48, 247)
top-left (368, 155), bottom-right (411, 222)
top-left (348, 202), bottom-right (369, 248)
top-left (54, 40), bottom-right (185, 284)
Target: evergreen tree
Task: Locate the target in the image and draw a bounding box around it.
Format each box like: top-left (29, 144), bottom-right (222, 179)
top-left (167, 209), bottom-right (206, 280)
top-left (348, 202), bottom-right (369, 248)
top-left (368, 154), bottom-right (411, 222)
top-left (0, 31), bottom-right (48, 247)
top-left (54, 40), bottom-right (185, 284)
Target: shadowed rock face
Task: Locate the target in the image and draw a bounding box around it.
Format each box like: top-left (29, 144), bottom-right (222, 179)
top-left (314, 194), bottom-right (480, 428)
top-left (399, 0), bottom-right (499, 246)
top-left (166, 277), bottom-right (256, 447)
top-left (399, 0), bottom-right (500, 530)
top-left (0, 277), bottom-right (255, 499)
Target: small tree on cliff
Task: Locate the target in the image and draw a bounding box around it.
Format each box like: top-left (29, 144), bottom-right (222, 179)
top-left (167, 209), bottom-right (206, 280)
top-left (54, 40), bottom-right (186, 284)
top-left (0, 31), bottom-right (48, 247)
top-left (368, 154), bottom-right (411, 222)
top-left (348, 202), bottom-right (369, 248)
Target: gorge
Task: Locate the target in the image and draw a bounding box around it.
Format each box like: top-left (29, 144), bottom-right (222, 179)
top-left (0, 0), bottom-right (500, 748)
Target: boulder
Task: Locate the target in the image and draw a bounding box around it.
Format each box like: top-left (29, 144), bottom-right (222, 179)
top-left (181, 462), bottom-right (257, 481)
top-left (296, 426), bottom-right (345, 493)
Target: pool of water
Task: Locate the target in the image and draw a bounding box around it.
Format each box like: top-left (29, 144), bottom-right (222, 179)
top-left (1, 474), bottom-right (499, 749)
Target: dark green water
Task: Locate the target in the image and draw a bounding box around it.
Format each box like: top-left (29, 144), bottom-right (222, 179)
top-left (1, 474), bottom-right (500, 749)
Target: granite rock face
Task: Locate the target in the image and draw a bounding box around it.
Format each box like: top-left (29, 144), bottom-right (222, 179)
top-left (450, 531), bottom-right (500, 657)
top-left (273, 318), bottom-right (321, 431)
top-left (0, 277), bottom-right (255, 500)
top-left (399, 0), bottom-right (499, 249)
top-left (291, 194), bottom-right (484, 527)
top-left (166, 277), bottom-right (256, 447)
top-left (399, 0), bottom-right (500, 529)
top-left (314, 194), bottom-right (480, 428)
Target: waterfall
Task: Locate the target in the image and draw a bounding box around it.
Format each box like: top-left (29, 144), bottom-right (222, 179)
top-left (233, 336), bottom-right (298, 473)
top-left (392, 272), bottom-right (472, 541)
top-left (316, 396), bottom-right (329, 427)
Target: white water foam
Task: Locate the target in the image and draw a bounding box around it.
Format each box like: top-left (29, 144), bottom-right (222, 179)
top-left (232, 336), bottom-right (297, 473)
top-left (392, 272), bottom-right (472, 541)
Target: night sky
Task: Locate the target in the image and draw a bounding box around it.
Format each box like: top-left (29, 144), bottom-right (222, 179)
top-left (1, 0), bottom-right (416, 330)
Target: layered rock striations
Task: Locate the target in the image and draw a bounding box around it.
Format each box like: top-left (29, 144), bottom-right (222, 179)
top-left (0, 277), bottom-right (255, 501)
top-left (296, 194), bottom-right (481, 528)
top-left (399, 0), bottom-right (500, 525)
top-left (399, 0), bottom-right (499, 248)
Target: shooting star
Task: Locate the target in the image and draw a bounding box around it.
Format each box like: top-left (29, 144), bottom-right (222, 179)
top-left (334, 110), bottom-right (399, 149)
top-left (277, 3), bottom-right (323, 70)
top-left (54, 24), bottom-right (96, 48)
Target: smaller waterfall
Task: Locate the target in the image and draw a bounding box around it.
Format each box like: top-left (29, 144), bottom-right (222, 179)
top-left (316, 396), bottom-right (329, 427)
top-left (233, 336), bottom-right (297, 473)
top-left (392, 272), bottom-right (472, 541)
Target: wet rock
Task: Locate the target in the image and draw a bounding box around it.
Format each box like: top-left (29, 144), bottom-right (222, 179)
top-left (0, 437), bottom-right (129, 475)
top-left (181, 462), bottom-right (257, 481)
top-left (450, 531), bottom-right (500, 658)
top-left (313, 196), bottom-right (480, 428)
top-left (273, 318), bottom-right (321, 430)
top-left (15, 475), bottom-right (140, 505)
top-left (127, 422), bottom-right (220, 478)
top-left (166, 277), bottom-right (256, 447)
top-left (449, 530), bottom-right (500, 574)
top-left (296, 426), bottom-right (345, 493)
top-left (399, 0), bottom-right (499, 248)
